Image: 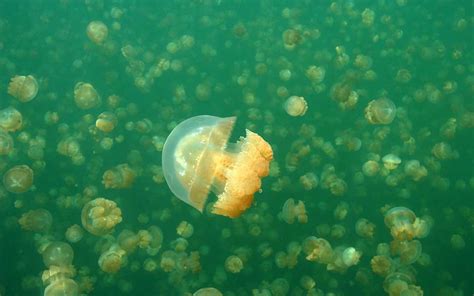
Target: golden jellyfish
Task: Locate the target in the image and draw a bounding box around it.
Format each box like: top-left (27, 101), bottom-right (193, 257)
top-left (98, 245), bottom-right (126, 273)
top-left (3, 164), bottom-right (34, 193)
top-left (102, 163), bottom-right (136, 189)
top-left (86, 21), bottom-right (108, 44)
top-left (382, 154), bottom-right (401, 170)
top-left (18, 209), bottom-right (52, 233)
top-left (384, 207), bottom-right (417, 241)
top-left (0, 130), bottom-right (14, 155)
top-left (44, 278), bottom-right (79, 296)
top-left (355, 218), bottom-right (376, 238)
top-left (7, 75), bottom-right (39, 102)
top-left (362, 160), bottom-right (380, 177)
top-left (302, 236), bottom-right (334, 264)
top-left (280, 198), bottom-right (308, 224)
top-left (0, 106), bottom-right (23, 131)
top-left (284, 96), bottom-right (308, 116)
top-left (65, 224), bottom-right (84, 243)
top-left (370, 255), bottom-right (393, 276)
top-left (162, 115), bottom-right (273, 218)
top-left (176, 221), bottom-right (194, 238)
top-left (299, 172), bottom-right (319, 190)
top-left (96, 112), bottom-right (118, 132)
top-left (392, 240), bottom-right (422, 264)
top-left (42, 241), bottom-right (74, 267)
top-left (224, 255), bottom-right (244, 273)
top-left (364, 98), bottom-right (397, 125)
top-left (81, 197), bottom-right (122, 236)
top-left (73, 82), bottom-right (101, 110)
top-left (193, 287), bottom-right (223, 296)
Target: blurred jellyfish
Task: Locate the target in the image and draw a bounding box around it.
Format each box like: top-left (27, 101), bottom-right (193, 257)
top-left (81, 197), bottom-right (122, 236)
top-left (0, 130), bottom-right (14, 155)
top-left (44, 278), bottom-right (79, 296)
top-left (18, 209), bottom-right (52, 233)
top-left (280, 198), bottom-right (308, 224)
top-left (382, 154), bottom-right (401, 170)
top-left (364, 98), bottom-right (397, 125)
top-left (0, 106), bottom-right (23, 131)
top-left (3, 165), bottom-right (34, 193)
top-left (102, 164), bottom-right (136, 189)
top-left (74, 82), bottom-right (101, 110)
top-left (224, 255), bottom-right (244, 273)
top-left (99, 244), bottom-right (126, 273)
top-left (193, 287), bottom-right (223, 296)
top-left (162, 115), bottom-right (273, 218)
top-left (86, 21), bottom-right (108, 44)
top-left (384, 207), bottom-right (417, 241)
top-left (42, 241), bottom-right (74, 267)
top-left (7, 75), bottom-right (38, 102)
top-left (96, 112), bottom-right (118, 132)
top-left (284, 96), bottom-right (308, 116)
top-left (65, 224), bottom-right (84, 243)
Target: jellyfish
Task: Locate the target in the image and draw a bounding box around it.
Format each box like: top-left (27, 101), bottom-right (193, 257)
top-left (86, 21), bottom-right (108, 44)
top-left (364, 98), bottom-right (397, 125)
top-left (7, 75), bottom-right (38, 102)
top-left (162, 115), bottom-right (273, 218)
top-left (284, 96), bottom-right (308, 117)
top-left (81, 197), bottom-right (122, 236)
top-left (3, 165), bottom-right (34, 193)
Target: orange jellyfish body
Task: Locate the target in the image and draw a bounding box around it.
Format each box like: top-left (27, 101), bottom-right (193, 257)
top-left (162, 115), bottom-right (273, 218)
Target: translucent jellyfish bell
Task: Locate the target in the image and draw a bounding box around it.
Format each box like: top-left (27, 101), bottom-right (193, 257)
top-left (162, 115), bottom-right (273, 218)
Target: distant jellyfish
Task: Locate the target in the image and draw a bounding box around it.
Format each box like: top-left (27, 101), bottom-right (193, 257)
top-left (74, 82), bottom-right (101, 110)
top-left (0, 130), bottom-right (14, 155)
top-left (86, 21), bottom-right (108, 44)
top-left (162, 115), bottom-right (273, 218)
top-left (42, 241), bottom-right (74, 267)
top-left (193, 287), bottom-right (223, 296)
top-left (18, 209), bottom-right (52, 233)
top-left (0, 106), bottom-right (23, 131)
top-left (284, 96), bottom-right (308, 116)
top-left (81, 197), bottom-right (122, 236)
top-left (364, 98), bottom-right (396, 124)
top-left (382, 154), bottom-right (401, 170)
top-left (7, 75), bottom-right (39, 102)
top-left (3, 165), bottom-right (34, 193)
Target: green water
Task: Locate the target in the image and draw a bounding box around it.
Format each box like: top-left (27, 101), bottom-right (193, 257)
top-left (0, 0), bottom-right (473, 295)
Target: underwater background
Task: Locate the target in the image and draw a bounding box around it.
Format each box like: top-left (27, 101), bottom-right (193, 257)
top-left (0, 0), bottom-right (473, 295)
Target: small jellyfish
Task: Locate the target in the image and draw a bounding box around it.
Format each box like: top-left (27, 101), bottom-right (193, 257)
top-left (74, 82), bottom-right (101, 110)
top-left (3, 165), bottom-right (34, 193)
top-left (162, 115), bottom-right (273, 218)
top-left (0, 130), bottom-right (14, 155)
top-left (364, 98), bottom-right (397, 125)
top-left (355, 218), bottom-right (376, 238)
top-left (302, 236), bottom-right (334, 264)
top-left (81, 197), bottom-right (122, 236)
top-left (224, 255), bottom-right (244, 273)
top-left (370, 255), bottom-right (393, 276)
top-left (0, 106), bottom-right (23, 131)
top-left (18, 209), bottom-right (52, 233)
top-left (65, 224), bottom-right (84, 243)
top-left (44, 278), bottom-right (79, 296)
top-left (96, 112), bottom-right (118, 132)
top-left (102, 163), bottom-right (136, 189)
top-left (362, 160), bottom-right (380, 177)
top-left (284, 96), bottom-right (308, 116)
top-left (382, 154), bottom-right (401, 170)
top-left (8, 75), bottom-right (39, 102)
top-left (176, 221), bottom-right (194, 238)
top-left (86, 21), bottom-right (108, 44)
top-left (384, 206), bottom-right (416, 241)
top-left (280, 198), bottom-right (308, 224)
top-left (42, 241), bottom-right (74, 267)
top-left (98, 244), bottom-right (126, 273)
top-left (193, 287), bottom-right (223, 296)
